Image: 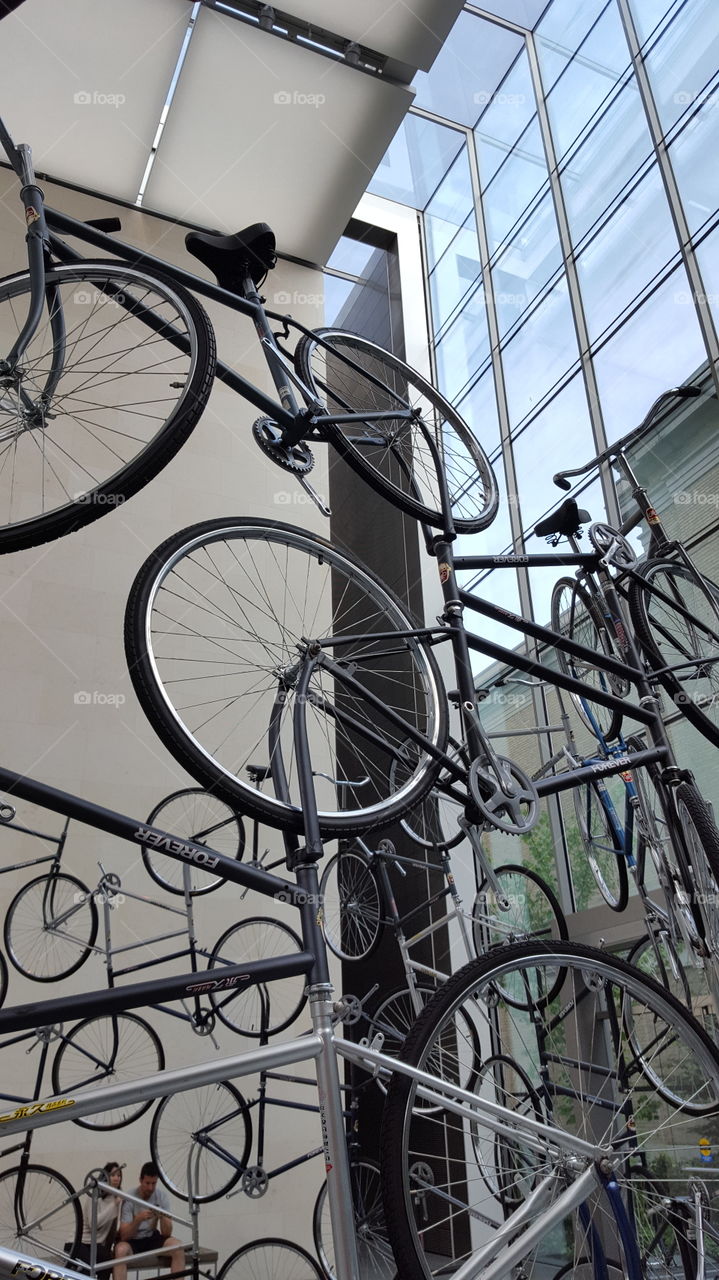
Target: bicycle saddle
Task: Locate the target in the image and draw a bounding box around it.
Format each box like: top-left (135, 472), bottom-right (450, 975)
top-left (185, 222), bottom-right (277, 290)
top-left (534, 497), bottom-right (590, 539)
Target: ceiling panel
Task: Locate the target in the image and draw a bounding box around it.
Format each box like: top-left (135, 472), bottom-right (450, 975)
top-left (283, 0), bottom-right (466, 72)
top-left (0, 0), bottom-right (190, 197)
top-left (144, 6), bottom-right (412, 263)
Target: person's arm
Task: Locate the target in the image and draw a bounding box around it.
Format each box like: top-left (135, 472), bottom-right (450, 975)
top-left (118, 1205), bottom-right (154, 1241)
top-left (156, 1192), bottom-right (172, 1239)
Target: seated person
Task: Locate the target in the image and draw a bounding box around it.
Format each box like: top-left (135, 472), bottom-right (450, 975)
top-left (74, 1161), bottom-right (123, 1267)
top-left (114, 1161), bottom-right (184, 1280)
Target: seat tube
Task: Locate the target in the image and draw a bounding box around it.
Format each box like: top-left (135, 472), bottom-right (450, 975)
top-left (432, 538), bottom-right (487, 762)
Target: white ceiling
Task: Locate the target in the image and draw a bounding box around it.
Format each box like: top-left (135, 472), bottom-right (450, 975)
top-left (0, 0), bottom-right (465, 262)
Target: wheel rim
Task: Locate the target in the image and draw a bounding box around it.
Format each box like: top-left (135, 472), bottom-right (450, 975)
top-left (6, 875), bottom-right (95, 979)
top-left (144, 789), bottom-right (244, 893)
top-left (639, 563), bottom-right (719, 736)
top-left (153, 1084), bottom-right (249, 1201)
top-left (321, 850), bottom-right (381, 961)
top-left (209, 919), bottom-right (306, 1036)
top-left (55, 1014), bottom-right (162, 1129)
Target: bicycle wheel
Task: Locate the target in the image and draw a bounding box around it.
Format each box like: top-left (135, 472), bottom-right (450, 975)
top-left (368, 985), bottom-right (481, 1104)
top-left (51, 1012), bottom-right (164, 1129)
top-left (0, 1164), bottom-right (81, 1260)
top-left (295, 329), bottom-right (498, 534)
top-left (4, 872), bottom-right (98, 980)
top-left (207, 917), bottom-right (307, 1036)
top-left (573, 779), bottom-right (629, 912)
top-left (319, 847), bottom-right (383, 962)
top-left (0, 261), bottom-right (215, 552)
top-left (143, 788), bottom-right (245, 895)
top-left (151, 1081), bottom-right (251, 1202)
top-left (389, 737), bottom-right (466, 851)
top-left (381, 942), bottom-right (719, 1280)
top-left (218, 1239), bottom-right (322, 1280)
top-left (313, 1159), bottom-right (395, 1280)
top-left (125, 518), bottom-right (447, 835)
top-left (629, 557), bottom-right (719, 746)
top-left (470, 1053), bottom-right (544, 1210)
top-left (471, 863), bottom-right (568, 1006)
top-left (676, 780), bottom-right (719, 957)
top-left (0, 949), bottom-right (7, 1009)
top-left (550, 577), bottom-right (626, 741)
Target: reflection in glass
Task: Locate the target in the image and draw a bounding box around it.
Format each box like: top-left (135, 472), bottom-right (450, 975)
top-left (627, 0), bottom-right (675, 46)
top-left (425, 147), bottom-right (475, 270)
top-left (430, 219), bottom-right (482, 337)
top-left (669, 101), bottom-right (719, 237)
top-left (643, 0), bottom-right (719, 138)
top-left (535, 0), bottom-right (607, 89)
top-left (434, 281), bottom-right (491, 403)
top-left (456, 367), bottom-right (501, 460)
top-left (492, 192), bottom-right (563, 337)
top-left (501, 277), bottom-right (580, 429)
top-left (327, 237), bottom-right (382, 278)
top-left (512, 376), bottom-right (595, 531)
top-left (543, 3), bottom-right (632, 159)
top-left (576, 164), bottom-right (680, 341)
top-left (592, 266), bottom-right (706, 442)
top-left (483, 118), bottom-right (550, 257)
top-left (368, 115), bottom-right (464, 209)
top-left (413, 12), bottom-right (524, 128)
top-left (695, 220), bottom-right (719, 325)
top-left (475, 51), bottom-right (536, 188)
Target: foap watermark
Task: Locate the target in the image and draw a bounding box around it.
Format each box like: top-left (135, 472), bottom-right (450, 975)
top-left (273, 290), bottom-right (324, 308)
top-left (73, 491), bottom-right (126, 507)
top-left (273, 89), bottom-right (325, 108)
top-left (675, 290), bottom-right (719, 306)
top-left (674, 490), bottom-right (719, 507)
top-left (673, 89), bottom-right (719, 108)
top-left (274, 887), bottom-right (321, 905)
top-left (74, 690), bottom-right (126, 709)
top-left (74, 890), bottom-right (125, 907)
top-left (273, 490), bottom-right (327, 506)
top-left (74, 90), bottom-right (126, 109)
top-left (474, 90), bottom-right (526, 106)
top-left (73, 289), bottom-right (127, 308)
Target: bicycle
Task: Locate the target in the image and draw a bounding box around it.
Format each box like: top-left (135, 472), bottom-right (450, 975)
top-left (0, 708), bottom-right (717, 1278)
top-left (0, 114), bottom-right (497, 555)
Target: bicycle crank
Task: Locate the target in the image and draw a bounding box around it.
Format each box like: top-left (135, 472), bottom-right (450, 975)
top-left (252, 416), bottom-right (314, 474)
top-left (468, 757), bottom-right (539, 835)
top-left (241, 1165), bottom-right (269, 1198)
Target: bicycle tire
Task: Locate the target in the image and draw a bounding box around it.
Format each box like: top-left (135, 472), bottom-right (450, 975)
top-left (676, 779), bottom-right (719, 957)
top-left (470, 1053), bottom-right (545, 1210)
top-left (4, 872), bottom-right (98, 980)
top-left (295, 328), bottom-right (499, 533)
top-left (629, 557), bottom-right (719, 746)
top-left (368, 983), bottom-right (482, 1105)
top-left (313, 1158), bottom-right (395, 1280)
top-left (0, 260), bottom-right (215, 552)
top-left (319, 847), bottom-right (383, 963)
top-left (0, 949), bottom-right (7, 1009)
top-left (550, 577), bottom-right (625, 741)
top-left (207, 917), bottom-right (307, 1037)
top-left (51, 1012), bottom-right (164, 1130)
top-left (151, 1081), bottom-right (252, 1202)
top-left (389, 736), bottom-right (467, 851)
top-left (0, 1163), bottom-right (82, 1260)
top-left (471, 863), bottom-right (568, 1006)
top-left (381, 941), bottom-right (719, 1280)
top-left (143, 788), bottom-right (245, 895)
top-left (124, 518), bottom-right (447, 835)
top-left (573, 779), bottom-right (629, 912)
top-left (218, 1238), bottom-right (322, 1280)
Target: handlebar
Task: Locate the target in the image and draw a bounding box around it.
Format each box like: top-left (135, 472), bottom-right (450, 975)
top-left (553, 385), bottom-right (702, 491)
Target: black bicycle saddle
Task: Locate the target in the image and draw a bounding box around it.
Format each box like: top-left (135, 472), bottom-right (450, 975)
top-left (185, 223), bottom-right (277, 291)
top-left (534, 497), bottom-right (590, 539)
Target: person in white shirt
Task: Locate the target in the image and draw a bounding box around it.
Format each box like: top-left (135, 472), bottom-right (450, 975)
top-left (75, 1161), bottom-right (123, 1267)
top-left (114, 1162), bottom-right (184, 1280)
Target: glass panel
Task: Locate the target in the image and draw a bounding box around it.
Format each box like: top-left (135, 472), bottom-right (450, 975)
top-left (412, 12), bottom-right (524, 127)
top-left (525, 476), bottom-right (607, 626)
top-left (368, 115), bottom-right (464, 210)
top-left (326, 237), bottom-right (380, 277)
top-left (628, 0), bottom-right (676, 45)
top-left (535, 0), bottom-right (608, 89)
top-left (456, 367), bottom-right (502, 461)
top-left (592, 266), bottom-right (707, 442)
top-left (576, 164), bottom-right (680, 341)
top-left (643, 0), bottom-right (719, 137)
top-left (501, 277), bottom-right (580, 429)
top-left (474, 51), bottom-right (537, 188)
top-left (512, 376), bottom-right (596, 532)
top-left (695, 219), bottom-right (719, 326)
top-left (322, 275), bottom-right (357, 326)
top-left (472, 0), bottom-right (551, 26)
top-left (429, 219), bottom-right (482, 337)
top-left (462, 563), bottom-right (525, 672)
top-left (492, 191), bottom-right (563, 337)
top-left (483, 118), bottom-right (549, 256)
top-left (425, 147), bottom-right (474, 270)
top-left (434, 281), bottom-right (491, 403)
top-left (669, 104), bottom-right (719, 237)
top-left (543, 4), bottom-right (632, 159)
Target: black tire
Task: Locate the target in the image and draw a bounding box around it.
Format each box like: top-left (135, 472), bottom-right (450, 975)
top-left (143, 788), bottom-right (245, 895)
top-left (0, 1163), bottom-right (82, 1260)
top-left (368, 984), bottom-right (482, 1105)
top-left (294, 328), bottom-right (499, 533)
top-left (470, 1053), bottom-right (545, 1210)
top-left (313, 1159), bottom-right (395, 1280)
top-left (550, 577), bottom-right (626, 741)
top-left (676, 780), bottom-right (719, 957)
top-left (629, 557), bottom-right (719, 746)
top-left (0, 261), bottom-right (215, 552)
top-left (0, 949), bottom-right (7, 1008)
top-left (207, 917), bottom-right (307, 1037)
top-left (124, 518), bottom-right (447, 835)
top-left (4, 872), bottom-right (98, 980)
top-left (319, 847), bottom-right (383, 963)
top-left (572, 779), bottom-right (629, 911)
top-left (218, 1239), bottom-right (322, 1280)
top-left (51, 1012), bottom-right (164, 1129)
top-left (381, 942), bottom-right (719, 1280)
top-left (471, 863), bottom-right (568, 1006)
top-left (151, 1081), bottom-right (252, 1203)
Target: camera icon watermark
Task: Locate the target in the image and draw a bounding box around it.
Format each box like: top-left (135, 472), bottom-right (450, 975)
top-left (74, 890), bottom-right (125, 907)
top-left (273, 490), bottom-right (326, 506)
top-left (273, 89), bottom-right (326, 108)
top-left (74, 690), bottom-right (126, 709)
top-left (273, 290), bottom-right (324, 307)
top-left (73, 90), bottom-right (126, 109)
top-left (73, 289), bottom-right (127, 308)
top-left (274, 887), bottom-right (320, 905)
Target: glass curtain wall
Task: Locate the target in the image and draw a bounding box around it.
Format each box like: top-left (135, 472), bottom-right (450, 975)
top-left (367, 0), bottom-right (719, 926)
